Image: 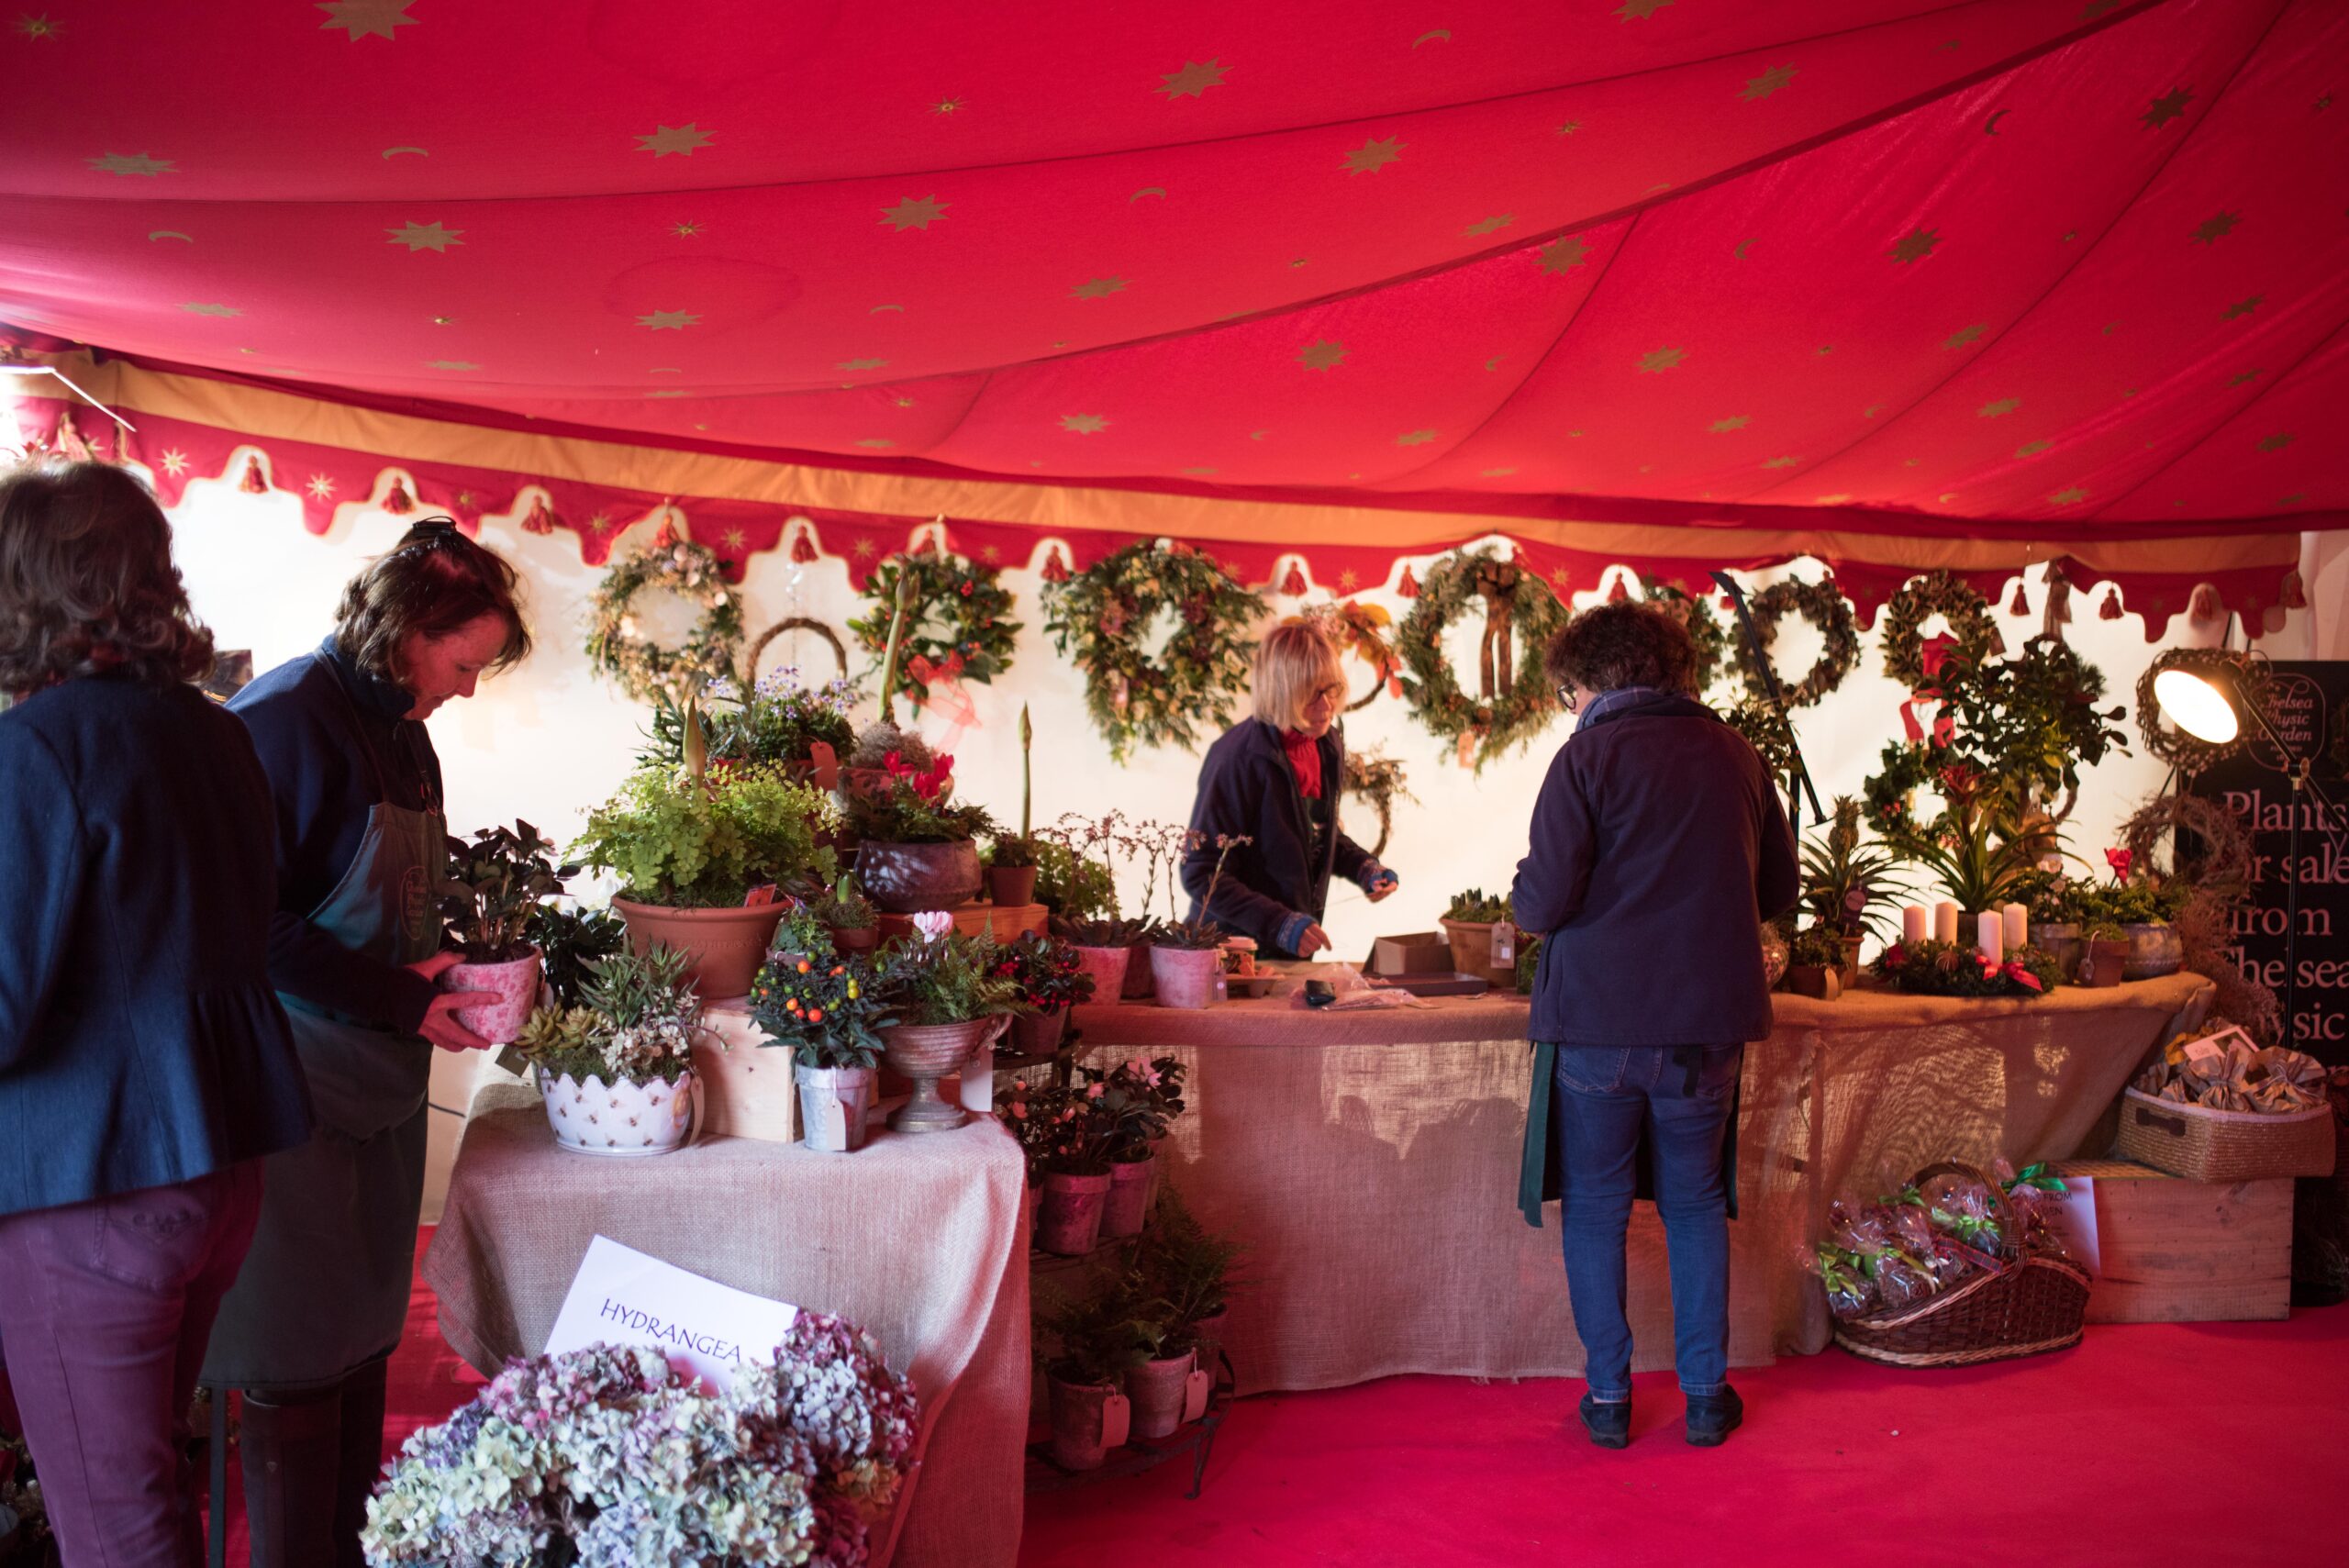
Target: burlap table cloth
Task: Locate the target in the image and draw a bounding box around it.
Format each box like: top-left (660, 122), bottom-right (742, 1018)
top-left (1072, 971), bottom-right (2213, 1394)
top-left (422, 1079), bottom-right (1029, 1568)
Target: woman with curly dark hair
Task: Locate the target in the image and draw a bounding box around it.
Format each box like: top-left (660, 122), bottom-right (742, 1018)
top-left (1510, 599), bottom-right (1798, 1451)
top-left (0, 460), bottom-right (312, 1564)
top-left (202, 516), bottom-right (529, 1565)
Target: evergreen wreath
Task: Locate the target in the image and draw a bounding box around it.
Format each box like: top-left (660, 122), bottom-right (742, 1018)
top-left (1880, 570), bottom-right (2001, 692)
top-left (584, 526), bottom-right (744, 704)
top-left (1041, 540), bottom-right (1264, 762)
top-left (1641, 574), bottom-right (1730, 693)
top-left (1730, 575), bottom-right (1860, 709)
top-left (847, 547), bottom-right (1020, 708)
top-left (1396, 547), bottom-right (1569, 770)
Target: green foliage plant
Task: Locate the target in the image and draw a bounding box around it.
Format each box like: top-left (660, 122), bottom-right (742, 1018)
top-left (440, 820), bottom-right (576, 962)
top-left (574, 763), bottom-right (836, 908)
top-left (750, 932), bottom-right (892, 1071)
top-left (526, 904), bottom-right (627, 1010)
top-left (1445, 887), bottom-right (1514, 924)
top-left (879, 931), bottom-right (1027, 1026)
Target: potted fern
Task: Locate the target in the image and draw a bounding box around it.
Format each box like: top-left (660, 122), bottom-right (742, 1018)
top-left (515, 947), bottom-right (703, 1156)
top-left (437, 821), bottom-right (577, 1044)
top-left (873, 924), bottom-right (1023, 1132)
top-left (1038, 1271), bottom-right (1168, 1471)
top-left (751, 923), bottom-right (891, 1153)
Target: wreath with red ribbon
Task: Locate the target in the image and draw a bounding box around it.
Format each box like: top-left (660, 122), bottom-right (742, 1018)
top-left (1396, 547), bottom-right (1569, 770)
top-left (847, 546), bottom-right (1020, 711)
top-left (1879, 571), bottom-right (2001, 694)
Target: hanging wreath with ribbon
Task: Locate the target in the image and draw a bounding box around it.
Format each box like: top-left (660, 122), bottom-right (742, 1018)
top-left (584, 522), bottom-right (744, 704)
top-left (1041, 539), bottom-right (1264, 762)
top-left (846, 546), bottom-right (1020, 711)
top-left (1879, 571), bottom-right (2002, 693)
top-left (2134, 648), bottom-right (2271, 773)
top-left (1730, 576), bottom-right (1860, 709)
top-left (1396, 547), bottom-right (1569, 770)
top-left (1304, 599), bottom-right (1402, 710)
top-left (1640, 574), bottom-right (1731, 694)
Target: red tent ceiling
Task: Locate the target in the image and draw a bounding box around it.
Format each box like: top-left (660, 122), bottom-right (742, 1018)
top-left (1, 0), bottom-right (2339, 602)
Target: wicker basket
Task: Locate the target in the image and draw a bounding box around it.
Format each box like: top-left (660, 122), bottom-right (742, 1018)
top-left (1832, 1162), bottom-right (2092, 1369)
top-left (2111, 1087), bottom-right (2336, 1182)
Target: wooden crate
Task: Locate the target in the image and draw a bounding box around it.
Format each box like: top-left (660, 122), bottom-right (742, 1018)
top-left (874, 901), bottom-right (1048, 942)
top-left (2052, 1159), bottom-right (2292, 1324)
top-left (690, 1002), bottom-right (798, 1144)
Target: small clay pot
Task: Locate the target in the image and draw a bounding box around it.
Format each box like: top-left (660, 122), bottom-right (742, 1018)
top-left (1037, 1168), bottom-right (1111, 1256)
top-left (986, 862), bottom-right (1038, 907)
top-left (1440, 917), bottom-right (1517, 987)
top-left (1046, 1374), bottom-right (1121, 1471)
top-left (829, 924), bottom-right (879, 956)
top-left (1073, 945), bottom-right (1130, 1003)
top-left (1149, 945), bottom-right (1221, 1010)
top-left (2078, 939), bottom-right (2131, 988)
top-left (1100, 1152), bottom-right (1156, 1238)
top-left (1008, 1005), bottom-right (1068, 1057)
top-left (1126, 1350), bottom-right (1197, 1440)
top-left (1782, 964), bottom-right (1842, 1001)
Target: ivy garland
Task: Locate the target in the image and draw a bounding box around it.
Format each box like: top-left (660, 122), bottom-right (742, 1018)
top-left (1730, 576), bottom-right (1860, 709)
top-left (1041, 540), bottom-right (1265, 762)
top-left (1640, 574), bottom-right (1730, 693)
top-left (584, 528), bottom-right (744, 704)
top-left (1880, 570), bottom-right (2001, 692)
top-left (847, 548), bottom-right (1021, 709)
top-left (1395, 547), bottom-right (1569, 770)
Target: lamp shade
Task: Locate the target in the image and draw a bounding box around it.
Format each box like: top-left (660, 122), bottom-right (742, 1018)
top-left (2154, 668), bottom-right (2240, 744)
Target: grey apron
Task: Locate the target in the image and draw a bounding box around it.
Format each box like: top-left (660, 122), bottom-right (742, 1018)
top-left (203, 657), bottom-right (444, 1392)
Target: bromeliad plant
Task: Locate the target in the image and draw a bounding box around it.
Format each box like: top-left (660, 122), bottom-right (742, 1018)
top-left (1886, 763), bottom-right (2053, 917)
top-left (843, 751), bottom-right (994, 844)
top-left (439, 821), bottom-right (578, 962)
top-left (515, 946), bottom-right (705, 1086)
top-left (1801, 797), bottom-right (1907, 940)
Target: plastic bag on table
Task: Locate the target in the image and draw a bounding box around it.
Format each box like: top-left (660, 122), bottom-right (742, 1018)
top-left (1286, 962), bottom-right (1429, 1010)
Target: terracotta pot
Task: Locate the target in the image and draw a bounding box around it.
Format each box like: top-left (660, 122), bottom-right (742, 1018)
top-left (1046, 1374), bottom-right (1121, 1471)
top-left (795, 1062), bottom-right (875, 1153)
top-left (1037, 1168), bottom-right (1111, 1256)
top-left (1009, 1004), bottom-right (1068, 1056)
top-left (879, 1016), bottom-right (1006, 1132)
top-left (1439, 917), bottom-right (1516, 987)
top-left (538, 1069), bottom-right (695, 1156)
top-left (2122, 921), bottom-right (2184, 981)
top-left (986, 863), bottom-right (1038, 907)
top-left (1101, 1152), bottom-right (1156, 1237)
top-left (1188, 1308), bottom-right (1230, 1362)
top-left (443, 946), bottom-right (540, 1044)
top-left (1782, 963), bottom-right (1842, 1000)
top-left (829, 924), bottom-right (879, 956)
top-left (1838, 935), bottom-right (1865, 991)
top-left (1126, 1350), bottom-right (1197, 1440)
top-left (2036, 922), bottom-right (2082, 979)
top-left (1072, 944), bottom-right (1130, 1003)
top-left (2078, 939), bottom-right (2131, 988)
top-left (1149, 945), bottom-right (1221, 1010)
top-left (1121, 937), bottom-right (1157, 1000)
top-left (612, 898), bottom-right (787, 1002)
top-left (854, 839), bottom-right (982, 914)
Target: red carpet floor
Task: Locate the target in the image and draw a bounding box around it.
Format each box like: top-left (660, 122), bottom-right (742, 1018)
top-left (242, 1229), bottom-right (2345, 1568)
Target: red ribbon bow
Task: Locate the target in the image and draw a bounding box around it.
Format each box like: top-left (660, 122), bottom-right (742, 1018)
top-left (2003, 961), bottom-right (2043, 993)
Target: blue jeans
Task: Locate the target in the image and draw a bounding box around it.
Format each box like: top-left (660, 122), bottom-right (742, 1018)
top-left (1552, 1044), bottom-right (1741, 1400)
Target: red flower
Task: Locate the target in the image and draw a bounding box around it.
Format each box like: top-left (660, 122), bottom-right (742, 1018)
top-left (1919, 632), bottom-right (1958, 681)
top-left (2104, 847), bottom-right (2132, 884)
top-left (1884, 942), bottom-right (1909, 968)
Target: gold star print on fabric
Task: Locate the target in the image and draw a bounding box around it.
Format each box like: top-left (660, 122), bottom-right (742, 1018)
top-left (1549, 566), bottom-right (1573, 589)
top-left (585, 513), bottom-right (616, 536)
top-left (852, 538), bottom-right (877, 559)
top-left (1298, 340), bottom-right (1347, 371)
top-left (1464, 215), bottom-right (1515, 238)
top-left (980, 545), bottom-right (1003, 564)
top-left (881, 195), bottom-right (948, 231)
top-left (1616, 0), bottom-right (1673, 19)
top-left (671, 221), bottom-right (703, 238)
top-left (306, 475), bottom-right (336, 500)
top-left (14, 14), bottom-right (61, 39)
top-left (1070, 277), bottom-right (1128, 300)
top-left (1943, 323), bottom-right (1987, 349)
top-left (2142, 87), bottom-right (2193, 128)
top-left (837, 358), bottom-right (888, 371)
top-left (933, 98), bottom-right (964, 115)
top-left (1537, 237), bottom-right (1590, 273)
top-left (2189, 211), bottom-right (2238, 244)
top-left (2048, 487), bottom-right (2088, 504)
top-left (1396, 429), bottom-right (1437, 446)
top-left (1061, 415), bottom-right (1109, 434)
top-left (636, 310), bottom-right (700, 330)
top-left (1342, 137), bottom-right (1404, 174)
top-left (427, 359), bottom-right (480, 370)
top-left (385, 220), bottom-right (462, 252)
top-left (1635, 346), bottom-right (1686, 373)
top-left (2221, 295), bottom-right (2263, 319)
top-left (1337, 568), bottom-right (1361, 590)
top-left (317, 0), bottom-right (417, 42)
top-left (636, 124), bottom-right (713, 158)
top-left (722, 528), bottom-right (749, 552)
top-left (1158, 60), bottom-right (1227, 100)
top-left (1555, 120), bottom-right (1583, 136)
top-left (1889, 228), bottom-right (1941, 264)
top-left (1978, 396), bottom-right (2021, 417)
top-left (1709, 416), bottom-right (1751, 433)
top-left (2256, 432), bottom-right (2296, 452)
top-left (159, 449), bottom-right (188, 475)
top-left (1741, 65), bottom-right (1798, 102)
top-left (179, 302), bottom-right (241, 317)
top-left (1761, 456), bottom-right (1799, 469)
top-left (2015, 439), bottom-right (2053, 458)
top-left (87, 151), bottom-right (175, 177)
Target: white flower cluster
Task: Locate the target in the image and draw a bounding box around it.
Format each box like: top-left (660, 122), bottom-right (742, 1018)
top-left (604, 1016), bottom-right (696, 1082)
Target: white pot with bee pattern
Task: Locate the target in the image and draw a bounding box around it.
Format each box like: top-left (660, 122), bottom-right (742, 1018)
top-left (537, 1069), bottom-right (697, 1156)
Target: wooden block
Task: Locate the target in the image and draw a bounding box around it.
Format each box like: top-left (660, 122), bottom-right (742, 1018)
top-left (2052, 1159), bottom-right (2291, 1324)
top-left (689, 1003), bottom-right (798, 1144)
top-left (874, 901), bottom-right (1048, 941)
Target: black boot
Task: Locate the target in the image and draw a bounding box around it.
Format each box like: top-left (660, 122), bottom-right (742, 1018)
top-left (331, 1361), bottom-right (390, 1567)
top-left (238, 1386), bottom-right (343, 1568)
top-left (1685, 1386), bottom-right (1743, 1447)
top-left (1577, 1393), bottom-right (1631, 1450)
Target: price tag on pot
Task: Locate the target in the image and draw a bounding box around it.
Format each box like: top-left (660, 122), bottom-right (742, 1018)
top-left (1183, 1369), bottom-right (1212, 1423)
top-left (818, 1095), bottom-right (849, 1149)
top-left (743, 884), bottom-right (780, 907)
top-left (1490, 921), bottom-right (1516, 965)
top-left (1097, 1392), bottom-right (1131, 1449)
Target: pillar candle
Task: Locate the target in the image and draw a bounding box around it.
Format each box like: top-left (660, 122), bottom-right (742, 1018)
top-left (1933, 901), bottom-right (1960, 946)
top-left (2002, 902), bottom-right (2029, 953)
top-left (958, 1046), bottom-right (995, 1116)
top-left (1901, 906), bottom-right (1928, 946)
top-left (1977, 911), bottom-right (2004, 965)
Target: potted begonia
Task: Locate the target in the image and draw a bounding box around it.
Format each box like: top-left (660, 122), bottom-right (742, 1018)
top-left (513, 946), bottom-right (703, 1156)
top-left (751, 921), bottom-right (891, 1154)
top-left (436, 820), bottom-right (576, 1044)
top-left (1037, 1272), bottom-right (1169, 1471)
top-left (1008, 1073), bottom-right (1119, 1256)
top-left (844, 752), bottom-right (991, 913)
top-left (993, 931), bottom-right (1094, 1055)
top-left (873, 920), bottom-right (1023, 1132)
top-left (1441, 888), bottom-right (1518, 986)
top-left (1097, 1055), bottom-right (1188, 1238)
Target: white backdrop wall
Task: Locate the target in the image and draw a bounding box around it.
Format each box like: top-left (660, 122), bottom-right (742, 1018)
top-left (151, 471), bottom-right (2343, 1216)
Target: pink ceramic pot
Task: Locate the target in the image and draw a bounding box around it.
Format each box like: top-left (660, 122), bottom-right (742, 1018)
top-left (1126, 1351), bottom-right (1197, 1440)
top-left (1037, 1169), bottom-right (1110, 1256)
top-left (443, 947), bottom-right (541, 1044)
top-left (1149, 945), bottom-right (1221, 1010)
top-left (1100, 1152), bottom-right (1155, 1238)
top-left (1072, 945), bottom-right (1130, 1004)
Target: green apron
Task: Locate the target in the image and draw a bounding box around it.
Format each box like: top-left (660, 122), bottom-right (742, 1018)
top-left (203, 658), bottom-right (444, 1392)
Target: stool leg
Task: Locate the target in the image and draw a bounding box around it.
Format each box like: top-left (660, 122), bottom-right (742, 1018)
top-left (207, 1386), bottom-right (228, 1568)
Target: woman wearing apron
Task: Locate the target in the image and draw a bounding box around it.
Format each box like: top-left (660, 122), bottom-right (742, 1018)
top-left (203, 518), bottom-right (530, 1564)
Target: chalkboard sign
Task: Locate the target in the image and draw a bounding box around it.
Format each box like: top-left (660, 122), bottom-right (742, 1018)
top-left (2189, 661), bottom-right (2349, 1065)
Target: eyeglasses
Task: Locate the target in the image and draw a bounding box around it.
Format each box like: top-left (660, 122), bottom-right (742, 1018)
top-left (1555, 683), bottom-right (1580, 713)
top-left (1311, 683), bottom-right (1347, 706)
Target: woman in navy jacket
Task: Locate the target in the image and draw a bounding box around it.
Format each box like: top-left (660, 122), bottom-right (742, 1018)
top-left (0, 461), bottom-right (311, 1565)
top-left (1181, 619), bottom-right (1397, 957)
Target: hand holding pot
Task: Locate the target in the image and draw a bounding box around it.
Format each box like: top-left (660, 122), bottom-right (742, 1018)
top-left (408, 951), bottom-right (497, 1052)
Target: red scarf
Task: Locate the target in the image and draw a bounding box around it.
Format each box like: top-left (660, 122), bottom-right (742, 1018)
top-left (1282, 729), bottom-right (1324, 800)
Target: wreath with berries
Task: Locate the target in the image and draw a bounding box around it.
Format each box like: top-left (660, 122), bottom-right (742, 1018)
top-left (1395, 547), bottom-right (1569, 770)
top-left (584, 527), bottom-right (745, 704)
top-left (847, 547), bottom-right (1021, 710)
top-left (1640, 574), bottom-right (1731, 694)
top-left (1879, 570), bottom-right (2002, 693)
top-left (1729, 575), bottom-right (1860, 709)
top-left (1040, 540), bottom-right (1265, 762)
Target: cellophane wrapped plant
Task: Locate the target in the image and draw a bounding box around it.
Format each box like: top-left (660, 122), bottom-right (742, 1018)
top-left (361, 1314), bottom-right (918, 1568)
top-left (640, 669), bottom-right (857, 774)
top-left (574, 763), bottom-right (837, 909)
top-left (1810, 1166), bottom-right (2065, 1322)
top-left (439, 821), bottom-right (578, 962)
top-left (1871, 938), bottom-right (2061, 998)
top-left (876, 931), bottom-right (1025, 1026)
top-left (990, 932), bottom-right (1095, 1014)
top-left (841, 752), bottom-right (993, 844)
top-left (515, 947), bottom-right (703, 1087)
top-left (751, 926), bottom-right (891, 1071)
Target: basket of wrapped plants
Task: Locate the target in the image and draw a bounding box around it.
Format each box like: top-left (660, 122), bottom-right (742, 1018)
top-left (1818, 1161), bottom-right (2090, 1368)
top-left (2115, 1024), bottom-right (2335, 1181)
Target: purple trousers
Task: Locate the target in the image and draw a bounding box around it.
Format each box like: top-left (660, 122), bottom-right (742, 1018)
top-left (0, 1162), bottom-right (262, 1568)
